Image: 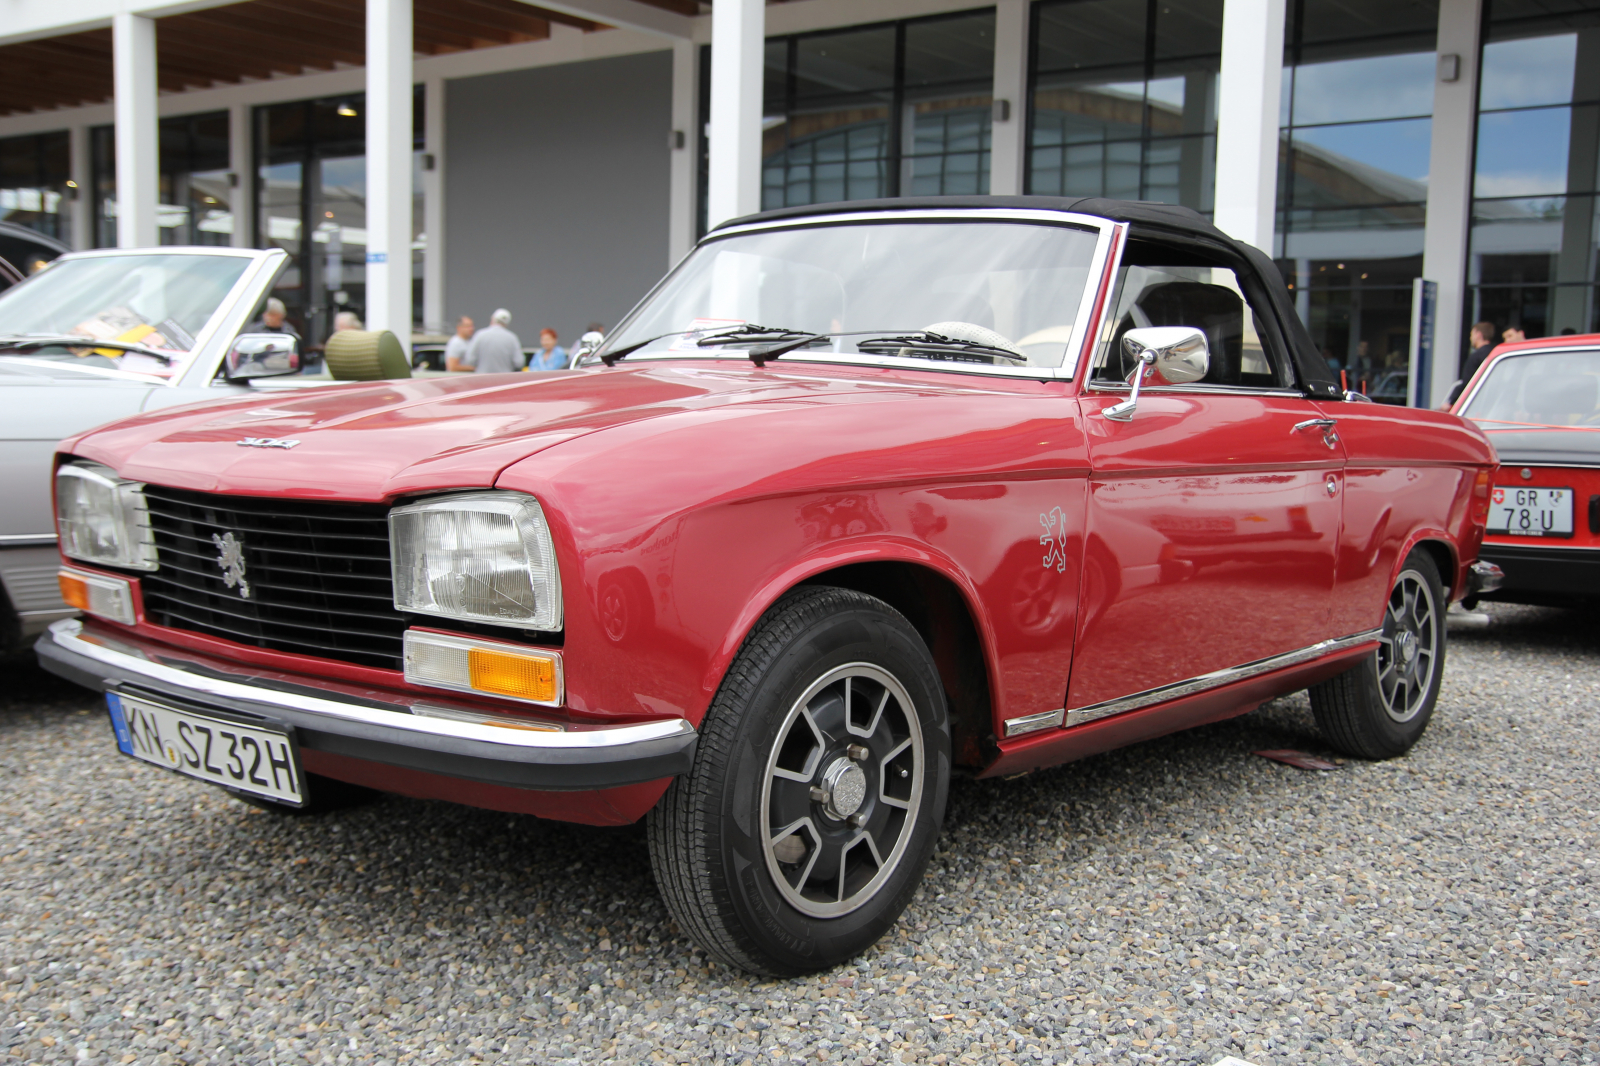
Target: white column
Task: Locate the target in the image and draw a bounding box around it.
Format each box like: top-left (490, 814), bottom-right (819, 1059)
top-left (1421, 0), bottom-right (1483, 404)
top-left (668, 39), bottom-right (700, 265)
top-left (707, 0), bottom-right (764, 229)
top-left (112, 13), bottom-right (159, 249)
top-left (989, 0), bottom-right (1030, 196)
top-left (1213, 0), bottom-right (1287, 252)
top-left (366, 0), bottom-right (414, 351)
top-left (422, 75), bottom-right (445, 329)
top-left (68, 125), bottom-right (91, 250)
top-left (227, 102), bottom-right (253, 249)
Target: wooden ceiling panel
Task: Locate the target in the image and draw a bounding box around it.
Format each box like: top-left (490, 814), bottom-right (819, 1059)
top-left (0, 0), bottom-right (695, 117)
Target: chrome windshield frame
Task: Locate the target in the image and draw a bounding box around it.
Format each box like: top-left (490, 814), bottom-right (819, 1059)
top-left (597, 208), bottom-right (1123, 381)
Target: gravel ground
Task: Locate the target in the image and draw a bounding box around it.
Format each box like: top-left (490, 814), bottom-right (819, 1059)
top-left (1, 603), bottom-right (1595, 1066)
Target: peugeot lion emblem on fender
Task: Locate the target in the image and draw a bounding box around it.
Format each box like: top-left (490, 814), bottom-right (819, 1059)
top-left (1039, 507), bottom-right (1068, 572)
top-left (236, 437), bottom-right (300, 450)
top-left (211, 532), bottom-right (251, 598)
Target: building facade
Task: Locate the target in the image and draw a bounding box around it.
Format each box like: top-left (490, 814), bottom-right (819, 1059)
top-left (1, 0), bottom-right (1595, 403)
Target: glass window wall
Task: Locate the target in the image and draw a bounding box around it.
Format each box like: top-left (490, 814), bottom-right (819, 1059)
top-left (760, 10), bottom-right (995, 210)
top-left (90, 112), bottom-right (234, 248)
top-left (1274, 0), bottom-right (1438, 399)
top-left (1026, 0), bottom-right (1222, 212)
top-left (1469, 0), bottom-right (1600, 342)
top-left (0, 132), bottom-right (72, 246)
top-left (254, 90), bottom-right (424, 346)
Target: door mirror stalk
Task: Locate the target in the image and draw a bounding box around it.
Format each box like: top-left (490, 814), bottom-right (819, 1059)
top-left (1103, 327), bottom-right (1210, 421)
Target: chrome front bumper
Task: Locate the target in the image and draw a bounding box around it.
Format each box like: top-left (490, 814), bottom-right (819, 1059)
top-left (35, 619), bottom-right (696, 790)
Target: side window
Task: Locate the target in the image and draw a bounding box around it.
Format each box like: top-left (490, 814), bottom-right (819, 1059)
top-left (1092, 242), bottom-right (1290, 389)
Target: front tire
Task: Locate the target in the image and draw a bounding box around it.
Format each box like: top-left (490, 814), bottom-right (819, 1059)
top-left (648, 586), bottom-right (951, 976)
top-left (1311, 549), bottom-right (1447, 759)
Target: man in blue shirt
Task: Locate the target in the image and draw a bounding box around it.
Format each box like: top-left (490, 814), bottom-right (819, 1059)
top-left (527, 328), bottom-right (569, 372)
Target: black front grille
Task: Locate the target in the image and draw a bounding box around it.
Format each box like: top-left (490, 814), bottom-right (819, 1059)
top-left (140, 486), bottom-right (406, 670)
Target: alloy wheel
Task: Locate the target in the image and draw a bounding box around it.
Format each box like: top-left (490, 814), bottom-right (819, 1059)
top-left (759, 663), bottom-right (925, 918)
top-left (1376, 569), bottom-right (1437, 723)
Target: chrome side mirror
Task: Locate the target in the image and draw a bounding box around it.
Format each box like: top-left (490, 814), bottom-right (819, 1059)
top-left (573, 330), bottom-right (605, 365)
top-left (1103, 326), bottom-right (1210, 422)
top-left (224, 333), bottom-right (300, 382)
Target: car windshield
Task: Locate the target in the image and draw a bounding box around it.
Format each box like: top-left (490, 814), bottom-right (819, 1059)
top-left (0, 252), bottom-right (250, 375)
top-left (1460, 349), bottom-right (1600, 428)
top-left (607, 220), bottom-right (1103, 371)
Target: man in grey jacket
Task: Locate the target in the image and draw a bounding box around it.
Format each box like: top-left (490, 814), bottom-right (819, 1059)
top-left (460, 308), bottom-right (523, 374)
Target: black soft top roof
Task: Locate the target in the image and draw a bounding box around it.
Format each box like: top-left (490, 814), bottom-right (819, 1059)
top-left (717, 195), bottom-right (1343, 399)
top-left (718, 194), bottom-right (1229, 241)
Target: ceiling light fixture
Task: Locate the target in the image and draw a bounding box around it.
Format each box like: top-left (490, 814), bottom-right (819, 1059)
top-left (338, 104), bottom-right (358, 117)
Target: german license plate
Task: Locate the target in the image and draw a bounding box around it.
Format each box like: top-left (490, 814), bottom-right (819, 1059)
top-left (1488, 486), bottom-right (1574, 537)
top-left (105, 692), bottom-right (304, 805)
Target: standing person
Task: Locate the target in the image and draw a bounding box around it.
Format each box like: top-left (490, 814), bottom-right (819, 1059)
top-left (1503, 326), bottom-right (1527, 344)
top-left (331, 310), bottom-right (363, 334)
top-left (459, 308), bottom-right (523, 374)
top-left (1448, 321), bottom-right (1497, 404)
top-left (527, 328), bottom-right (568, 371)
top-left (444, 315), bottom-right (474, 372)
top-left (246, 297), bottom-right (301, 339)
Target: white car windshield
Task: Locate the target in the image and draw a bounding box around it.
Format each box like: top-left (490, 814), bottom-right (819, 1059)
top-left (606, 220), bottom-right (1103, 371)
top-left (1461, 349), bottom-right (1600, 427)
top-left (0, 253), bottom-right (250, 375)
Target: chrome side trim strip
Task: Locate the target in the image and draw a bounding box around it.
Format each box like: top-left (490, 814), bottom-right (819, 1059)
top-left (1003, 708), bottom-right (1064, 738)
top-left (0, 534), bottom-right (58, 546)
top-left (44, 618), bottom-right (694, 751)
top-left (1062, 628), bottom-right (1383, 729)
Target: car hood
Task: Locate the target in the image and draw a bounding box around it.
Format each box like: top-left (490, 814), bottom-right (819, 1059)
top-left (63, 363), bottom-right (989, 501)
top-left (1474, 423), bottom-right (1600, 467)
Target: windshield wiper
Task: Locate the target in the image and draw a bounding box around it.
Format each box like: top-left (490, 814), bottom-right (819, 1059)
top-left (0, 334), bottom-right (180, 365)
top-left (598, 324), bottom-right (811, 367)
top-left (854, 331), bottom-right (1026, 366)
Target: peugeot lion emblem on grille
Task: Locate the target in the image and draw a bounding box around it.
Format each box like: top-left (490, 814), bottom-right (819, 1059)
top-left (236, 437), bottom-right (300, 449)
top-left (211, 532), bottom-right (251, 599)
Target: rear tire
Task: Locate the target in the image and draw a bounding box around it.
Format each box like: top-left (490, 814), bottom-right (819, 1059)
top-left (648, 586), bottom-right (950, 976)
top-left (1311, 549), bottom-right (1447, 759)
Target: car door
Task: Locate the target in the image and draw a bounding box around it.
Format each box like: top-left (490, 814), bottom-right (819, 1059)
top-left (1066, 238), bottom-right (1346, 715)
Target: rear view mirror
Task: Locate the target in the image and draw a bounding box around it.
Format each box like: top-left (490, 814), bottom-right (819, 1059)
top-left (1103, 327), bottom-right (1210, 422)
top-left (1124, 326), bottom-right (1209, 385)
top-left (224, 333), bottom-right (300, 382)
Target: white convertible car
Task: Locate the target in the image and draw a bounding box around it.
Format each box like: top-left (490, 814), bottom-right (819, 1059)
top-left (0, 246), bottom-right (303, 653)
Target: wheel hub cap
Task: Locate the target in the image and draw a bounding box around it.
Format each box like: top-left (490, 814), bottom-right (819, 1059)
top-left (1396, 629), bottom-right (1417, 665)
top-left (819, 757), bottom-right (867, 820)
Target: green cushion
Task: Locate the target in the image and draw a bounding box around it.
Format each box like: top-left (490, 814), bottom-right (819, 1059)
top-left (324, 329), bottom-right (411, 381)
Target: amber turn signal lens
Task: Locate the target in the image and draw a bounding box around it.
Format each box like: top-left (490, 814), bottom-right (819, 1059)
top-left (59, 572), bottom-right (90, 611)
top-left (1474, 469), bottom-right (1492, 498)
top-left (57, 568), bottom-right (137, 625)
top-left (467, 647), bottom-right (560, 703)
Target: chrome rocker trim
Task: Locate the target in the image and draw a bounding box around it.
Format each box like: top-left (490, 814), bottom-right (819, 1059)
top-left (35, 618), bottom-right (697, 790)
top-left (1059, 628), bottom-right (1384, 730)
top-left (1002, 708), bottom-right (1065, 738)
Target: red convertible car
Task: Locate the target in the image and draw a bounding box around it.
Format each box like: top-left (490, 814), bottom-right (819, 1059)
top-left (38, 197), bottom-right (1498, 975)
top-left (1451, 333), bottom-right (1600, 606)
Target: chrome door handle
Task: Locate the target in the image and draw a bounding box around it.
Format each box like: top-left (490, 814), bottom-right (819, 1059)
top-left (1293, 417), bottom-right (1340, 449)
